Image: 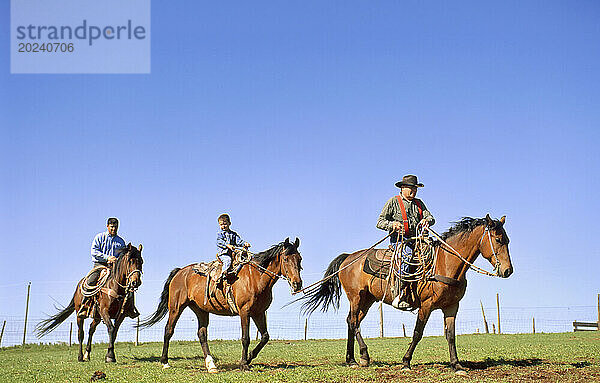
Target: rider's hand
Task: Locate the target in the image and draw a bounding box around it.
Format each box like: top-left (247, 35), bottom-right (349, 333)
top-left (107, 255), bottom-right (117, 263)
top-left (244, 242), bottom-right (251, 248)
top-left (226, 244), bottom-right (235, 251)
top-left (391, 221), bottom-right (403, 232)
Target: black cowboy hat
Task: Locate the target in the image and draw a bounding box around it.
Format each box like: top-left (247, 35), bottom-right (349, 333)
top-left (395, 175), bottom-right (424, 188)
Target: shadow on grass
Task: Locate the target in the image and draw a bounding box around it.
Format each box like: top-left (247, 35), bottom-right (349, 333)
top-left (455, 358), bottom-right (543, 370)
top-left (127, 355), bottom-right (206, 363)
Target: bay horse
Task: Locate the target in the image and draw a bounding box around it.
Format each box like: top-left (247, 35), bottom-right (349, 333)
top-left (139, 237), bottom-right (303, 372)
top-left (36, 243), bottom-right (143, 363)
top-left (300, 215), bottom-right (513, 375)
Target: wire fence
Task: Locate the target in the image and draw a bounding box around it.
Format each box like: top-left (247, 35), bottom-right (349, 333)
top-left (1, 305), bottom-right (598, 348)
top-left (1, 280), bottom-right (598, 348)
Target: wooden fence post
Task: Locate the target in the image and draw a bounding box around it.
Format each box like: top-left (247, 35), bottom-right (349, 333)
top-left (69, 323), bottom-right (73, 346)
top-left (304, 318), bottom-right (308, 340)
top-left (402, 323), bottom-right (406, 338)
top-left (597, 293), bottom-right (599, 330)
top-left (23, 282), bottom-right (31, 345)
top-left (496, 293), bottom-right (501, 334)
top-left (480, 300), bottom-right (489, 334)
top-left (136, 317), bottom-right (140, 346)
top-left (492, 323), bottom-right (496, 334)
top-left (532, 317), bottom-right (535, 334)
top-left (379, 303), bottom-right (384, 338)
top-left (0, 320), bottom-right (6, 347)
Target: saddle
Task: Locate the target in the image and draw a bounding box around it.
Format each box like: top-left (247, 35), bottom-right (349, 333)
top-left (192, 252), bottom-right (247, 313)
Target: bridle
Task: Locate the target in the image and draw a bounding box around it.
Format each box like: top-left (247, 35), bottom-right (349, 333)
top-left (115, 254), bottom-right (143, 292)
top-left (429, 225), bottom-right (502, 277)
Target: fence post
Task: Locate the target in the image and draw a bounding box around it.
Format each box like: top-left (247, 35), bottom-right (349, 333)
top-left (136, 317), bottom-right (140, 346)
top-left (532, 317), bottom-right (535, 334)
top-left (597, 293), bottom-right (599, 330)
top-left (23, 282), bottom-right (31, 345)
top-left (304, 318), bottom-right (308, 340)
top-left (402, 323), bottom-right (406, 338)
top-left (69, 323), bottom-right (73, 346)
top-left (379, 302), bottom-right (384, 338)
top-left (492, 323), bottom-right (496, 334)
top-left (480, 300), bottom-right (489, 334)
top-left (0, 320), bottom-right (6, 347)
top-left (496, 293), bottom-right (501, 334)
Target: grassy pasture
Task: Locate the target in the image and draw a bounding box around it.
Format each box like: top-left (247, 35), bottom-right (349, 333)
top-left (1, 332), bottom-right (599, 382)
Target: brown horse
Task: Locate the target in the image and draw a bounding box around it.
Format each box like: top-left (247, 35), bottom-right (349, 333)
top-left (36, 244), bottom-right (143, 363)
top-left (139, 237), bottom-right (303, 372)
top-left (300, 215), bottom-right (513, 375)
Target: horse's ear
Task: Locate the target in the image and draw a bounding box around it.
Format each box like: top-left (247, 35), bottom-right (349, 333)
top-left (138, 244), bottom-right (143, 252)
top-left (485, 214), bottom-right (494, 227)
top-left (499, 216), bottom-right (506, 225)
top-left (284, 237), bottom-right (290, 246)
top-left (127, 242), bottom-right (132, 249)
top-left (294, 237), bottom-right (300, 248)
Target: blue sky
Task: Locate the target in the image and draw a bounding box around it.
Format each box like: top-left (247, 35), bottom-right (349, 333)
top-left (1, 1), bottom-right (599, 329)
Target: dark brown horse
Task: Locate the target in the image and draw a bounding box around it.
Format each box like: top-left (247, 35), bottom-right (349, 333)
top-left (36, 244), bottom-right (143, 363)
top-left (300, 215), bottom-right (513, 375)
top-left (139, 237), bottom-right (303, 372)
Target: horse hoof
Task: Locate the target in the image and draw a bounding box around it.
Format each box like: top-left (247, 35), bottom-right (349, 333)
top-left (208, 367), bottom-right (218, 374)
top-left (401, 365), bottom-right (411, 372)
top-left (105, 357), bottom-right (116, 363)
top-left (359, 358), bottom-right (370, 367)
top-left (455, 370), bottom-right (468, 376)
top-left (239, 364), bottom-right (251, 372)
top-left (162, 363), bottom-right (171, 369)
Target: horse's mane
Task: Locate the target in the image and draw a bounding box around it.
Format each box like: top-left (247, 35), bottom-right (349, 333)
top-left (252, 243), bottom-right (285, 268)
top-left (441, 217), bottom-right (502, 240)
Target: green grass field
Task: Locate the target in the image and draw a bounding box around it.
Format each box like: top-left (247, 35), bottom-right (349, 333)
top-left (1, 332), bottom-right (599, 382)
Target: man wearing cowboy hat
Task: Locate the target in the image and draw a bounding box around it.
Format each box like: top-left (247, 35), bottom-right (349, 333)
top-left (377, 175), bottom-right (435, 309)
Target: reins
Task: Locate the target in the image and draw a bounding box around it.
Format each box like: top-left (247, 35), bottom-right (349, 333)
top-left (428, 227), bottom-right (501, 277)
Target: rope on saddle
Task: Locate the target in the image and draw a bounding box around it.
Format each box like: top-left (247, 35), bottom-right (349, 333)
top-left (80, 266), bottom-right (110, 297)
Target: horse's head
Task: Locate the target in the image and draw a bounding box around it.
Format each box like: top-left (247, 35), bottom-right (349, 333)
top-left (116, 243), bottom-right (144, 289)
top-left (479, 215), bottom-right (513, 278)
top-left (280, 237), bottom-right (303, 293)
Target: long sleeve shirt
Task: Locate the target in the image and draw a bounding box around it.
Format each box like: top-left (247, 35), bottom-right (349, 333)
top-left (91, 231), bottom-right (126, 263)
top-left (377, 195), bottom-right (435, 242)
top-left (216, 229), bottom-right (245, 254)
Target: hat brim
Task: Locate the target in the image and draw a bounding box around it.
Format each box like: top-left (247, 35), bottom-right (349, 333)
top-left (395, 182), bottom-right (424, 188)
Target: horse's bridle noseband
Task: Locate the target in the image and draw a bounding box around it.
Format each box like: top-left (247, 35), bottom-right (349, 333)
top-left (479, 227), bottom-right (501, 276)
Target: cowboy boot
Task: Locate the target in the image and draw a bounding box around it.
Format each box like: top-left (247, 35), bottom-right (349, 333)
top-left (125, 293), bottom-right (140, 319)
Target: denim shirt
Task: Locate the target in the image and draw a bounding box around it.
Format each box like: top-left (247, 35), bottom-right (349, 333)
top-left (91, 231), bottom-right (126, 263)
top-left (216, 229), bottom-right (245, 255)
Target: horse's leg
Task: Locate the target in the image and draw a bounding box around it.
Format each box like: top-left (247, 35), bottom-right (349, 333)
top-left (239, 312), bottom-right (251, 371)
top-left (77, 317), bottom-right (85, 362)
top-left (105, 315), bottom-right (125, 363)
top-left (354, 295), bottom-right (376, 367)
top-left (161, 302), bottom-right (186, 368)
top-left (401, 305), bottom-right (432, 370)
top-left (442, 303), bottom-right (466, 375)
top-left (189, 304), bottom-right (216, 373)
top-left (83, 317), bottom-right (101, 361)
top-left (345, 293), bottom-right (375, 367)
top-left (97, 308), bottom-right (116, 363)
top-left (247, 312), bottom-right (269, 364)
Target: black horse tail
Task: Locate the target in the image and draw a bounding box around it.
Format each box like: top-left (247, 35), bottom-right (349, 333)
top-left (300, 253), bottom-right (351, 316)
top-left (138, 267), bottom-right (181, 329)
top-left (36, 296), bottom-right (76, 338)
